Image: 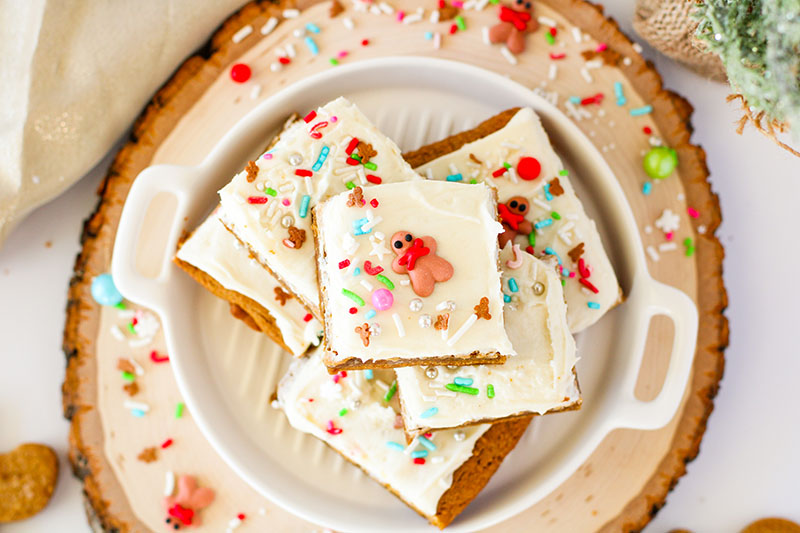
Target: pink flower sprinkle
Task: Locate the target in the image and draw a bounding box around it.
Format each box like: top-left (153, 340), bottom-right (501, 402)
top-left (282, 198), bottom-right (291, 206)
top-left (338, 50), bottom-right (348, 59)
top-left (452, 0), bottom-right (464, 6)
top-left (596, 42), bottom-right (608, 52)
top-left (687, 207), bottom-right (699, 218)
top-left (665, 232), bottom-right (674, 241)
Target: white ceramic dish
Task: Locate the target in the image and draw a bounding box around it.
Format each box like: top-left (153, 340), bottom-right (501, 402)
top-left (112, 57), bottom-right (698, 532)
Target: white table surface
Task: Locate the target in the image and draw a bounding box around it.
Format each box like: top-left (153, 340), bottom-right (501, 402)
top-left (2, 2), bottom-right (799, 531)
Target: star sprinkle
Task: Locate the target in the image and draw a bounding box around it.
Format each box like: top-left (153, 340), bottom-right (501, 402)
top-left (369, 232), bottom-right (390, 260)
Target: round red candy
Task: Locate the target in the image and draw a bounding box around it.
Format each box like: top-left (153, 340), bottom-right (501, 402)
top-left (517, 156), bottom-right (541, 180)
top-left (230, 63), bottom-right (251, 83)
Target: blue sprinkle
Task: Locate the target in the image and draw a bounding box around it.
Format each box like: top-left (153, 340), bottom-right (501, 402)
top-left (365, 369), bottom-right (374, 379)
top-left (503, 293), bottom-right (511, 303)
top-left (353, 217), bottom-right (371, 235)
top-left (630, 105), bottom-right (653, 116)
top-left (446, 173), bottom-right (463, 182)
top-left (642, 181), bottom-right (652, 195)
top-left (304, 36), bottom-right (319, 56)
top-left (365, 309), bottom-right (376, 319)
top-left (544, 246), bottom-right (562, 265)
top-left (91, 273), bottom-right (123, 307)
top-left (587, 301), bottom-right (601, 309)
top-left (614, 81), bottom-right (627, 106)
top-left (561, 267), bottom-right (570, 277)
top-left (420, 407), bottom-right (438, 419)
top-left (312, 145), bottom-right (330, 171)
top-left (417, 435), bottom-right (437, 450)
top-left (386, 441), bottom-right (404, 451)
top-left (353, 267), bottom-right (361, 276)
top-left (508, 278), bottom-right (519, 293)
top-left (299, 195), bottom-right (311, 218)
top-left (534, 219), bottom-right (553, 230)
top-left (543, 183), bottom-right (553, 201)
top-left (454, 377), bottom-right (474, 386)
top-left (424, 31), bottom-right (433, 40)
top-left (305, 22), bottom-right (321, 34)
top-left (131, 409), bottom-right (145, 418)
top-left (411, 450), bottom-right (429, 459)
top-left (569, 96), bottom-right (581, 105)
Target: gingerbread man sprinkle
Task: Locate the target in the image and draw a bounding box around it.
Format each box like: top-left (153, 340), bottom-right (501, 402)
top-left (355, 323), bottom-right (371, 347)
top-left (245, 160), bottom-right (258, 183)
top-left (390, 231), bottom-right (454, 297)
top-left (434, 313), bottom-right (450, 331)
top-left (568, 242), bottom-right (585, 263)
top-left (356, 141), bottom-right (377, 163)
top-left (548, 177), bottom-right (565, 196)
top-left (274, 286), bottom-right (292, 306)
top-left (474, 297), bottom-right (491, 320)
top-left (284, 226), bottom-right (306, 249)
top-left (347, 186), bottom-right (365, 207)
top-left (489, 0), bottom-right (539, 55)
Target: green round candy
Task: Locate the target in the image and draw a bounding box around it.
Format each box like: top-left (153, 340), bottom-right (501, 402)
top-left (643, 146), bottom-right (678, 180)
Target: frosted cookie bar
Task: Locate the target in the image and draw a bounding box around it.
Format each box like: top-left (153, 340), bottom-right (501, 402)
top-left (396, 243), bottom-right (580, 435)
top-left (277, 349), bottom-right (531, 529)
top-left (175, 210), bottom-right (322, 356)
top-left (407, 107), bottom-right (620, 332)
top-left (312, 180), bottom-right (514, 372)
top-left (218, 97), bottom-right (421, 319)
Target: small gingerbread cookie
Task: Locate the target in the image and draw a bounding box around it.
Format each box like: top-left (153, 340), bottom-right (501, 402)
top-left (0, 443), bottom-right (59, 522)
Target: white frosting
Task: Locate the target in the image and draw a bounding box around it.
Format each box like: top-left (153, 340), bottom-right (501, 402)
top-left (415, 108), bottom-right (619, 332)
top-left (176, 211), bottom-right (322, 356)
top-left (218, 97), bottom-right (421, 316)
top-left (396, 244), bottom-right (579, 433)
top-left (315, 180), bottom-right (515, 366)
top-left (277, 349), bottom-right (490, 517)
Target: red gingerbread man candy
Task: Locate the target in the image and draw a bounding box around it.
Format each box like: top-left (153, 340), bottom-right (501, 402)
top-left (390, 231), bottom-right (454, 297)
top-left (488, 0), bottom-right (539, 55)
top-left (497, 196), bottom-right (534, 248)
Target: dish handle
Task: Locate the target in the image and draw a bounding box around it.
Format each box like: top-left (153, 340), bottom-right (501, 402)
top-left (610, 275), bottom-right (699, 430)
top-left (111, 164), bottom-right (200, 312)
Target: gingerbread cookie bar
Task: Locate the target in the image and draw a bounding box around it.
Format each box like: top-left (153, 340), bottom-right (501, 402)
top-left (175, 209), bottom-right (322, 356)
top-left (218, 97), bottom-right (422, 319)
top-left (396, 243), bottom-right (580, 436)
top-left (408, 107), bottom-right (621, 333)
top-left (277, 349), bottom-right (531, 529)
top-left (313, 180), bottom-right (514, 371)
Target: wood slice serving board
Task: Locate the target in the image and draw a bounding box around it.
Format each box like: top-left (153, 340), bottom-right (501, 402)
top-left (62, 0), bottom-right (728, 531)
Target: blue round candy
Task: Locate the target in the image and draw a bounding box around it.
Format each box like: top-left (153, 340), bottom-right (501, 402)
top-left (91, 273), bottom-right (123, 306)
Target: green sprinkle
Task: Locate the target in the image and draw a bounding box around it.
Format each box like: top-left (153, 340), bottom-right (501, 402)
top-left (342, 288), bottom-right (365, 306)
top-left (175, 402), bottom-right (185, 419)
top-left (489, 0), bottom-right (499, 4)
top-left (384, 380), bottom-right (397, 402)
top-left (445, 383), bottom-right (480, 395)
top-left (551, 211), bottom-right (561, 220)
top-left (121, 371), bottom-right (135, 382)
top-left (455, 15), bottom-right (466, 31)
top-left (350, 153), bottom-right (362, 162)
top-left (114, 301), bottom-right (127, 310)
top-left (345, 181), bottom-right (356, 190)
top-left (469, 179), bottom-right (477, 184)
top-left (329, 58), bottom-right (339, 66)
top-left (503, 161), bottom-right (511, 169)
top-left (364, 161), bottom-right (377, 171)
top-left (684, 238), bottom-right (696, 257)
top-left (559, 169), bottom-right (569, 176)
top-left (375, 274), bottom-right (394, 289)
top-left (338, 408), bottom-right (348, 416)
top-left (487, 384), bottom-right (495, 399)
top-left (528, 231), bottom-right (536, 247)
top-left (264, 187), bottom-right (277, 197)
top-left (561, 279), bottom-right (566, 286)
top-left (126, 322), bottom-right (136, 334)
top-left (545, 32), bottom-right (556, 45)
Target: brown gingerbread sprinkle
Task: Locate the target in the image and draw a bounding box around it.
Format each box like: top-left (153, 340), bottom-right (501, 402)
top-left (274, 286), bottom-right (292, 306)
top-left (286, 226), bottom-right (306, 249)
top-left (329, 0), bottom-right (344, 17)
top-left (581, 48), bottom-right (621, 66)
top-left (434, 313), bottom-right (450, 331)
top-left (468, 153), bottom-right (483, 165)
top-left (438, 4), bottom-right (459, 20)
top-left (137, 447), bottom-right (158, 463)
top-left (347, 186), bottom-right (365, 207)
top-left (474, 297), bottom-right (491, 320)
top-left (245, 160), bottom-right (258, 182)
top-left (355, 323), bottom-right (371, 347)
top-left (116, 358), bottom-right (135, 374)
top-left (548, 177), bottom-right (564, 196)
top-left (123, 382), bottom-right (139, 397)
top-left (568, 242), bottom-right (585, 263)
top-left (356, 141), bottom-right (377, 163)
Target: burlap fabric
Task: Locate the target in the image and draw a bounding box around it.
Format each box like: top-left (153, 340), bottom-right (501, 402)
top-left (634, 0), bottom-right (726, 80)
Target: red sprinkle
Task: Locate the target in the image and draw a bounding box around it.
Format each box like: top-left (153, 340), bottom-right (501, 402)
top-left (413, 458), bottom-right (426, 465)
top-left (687, 207), bottom-right (700, 218)
top-left (294, 169), bottom-right (313, 177)
top-left (346, 157), bottom-right (360, 166)
top-left (449, 23), bottom-right (458, 34)
top-left (246, 196), bottom-right (268, 204)
top-left (345, 137), bottom-right (360, 155)
top-left (579, 277), bottom-right (599, 294)
top-left (303, 313), bottom-right (313, 322)
top-left (338, 259), bottom-right (351, 269)
top-left (230, 63), bottom-right (251, 83)
top-left (643, 126), bottom-right (652, 135)
top-left (549, 26), bottom-right (557, 36)
top-left (150, 350), bottom-right (169, 363)
top-left (326, 420), bottom-right (343, 435)
top-left (341, 371), bottom-right (347, 377)
top-left (423, 432), bottom-right (432, 438)
top-left (361, 39), bottom-right (370, 46)
top-left (370, 198), bottom-right (379, 208)
top-left (366, 174), bottom-right (382, 184)
top-left (438, 0), bottom-right (445, 7)
top-left (278, 56), bottom-right (291, 65)
top-left (349, 307), bottom-right (358, 314)
top-left (549, 52), bottom-right (566, 60)
top-left (237, 513), bottom-right (246, 521)
top-left (517, 156), bottom-right (542, 180)
top-left (492, 167), bottom-right (508, 178)
top-left (304, 110), bottom-right (317, 123)
top-left (333, 374), bottom-right (341, 383)
top-left (578, 258), bottom-right (591, 278)
top-left (526, 245), bottom-right (534, 255)
top-left (580, 93), bottom-right (604, 106)
top-left (161, 439), bottom-right (173, 449)
top-left (596, 42), bottom-right (608, 52)
top-left (363, 260), bottom-right (384, 275)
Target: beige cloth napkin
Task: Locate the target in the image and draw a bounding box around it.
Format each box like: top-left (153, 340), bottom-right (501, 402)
top-left (0, 0), bottom-right (249, 247)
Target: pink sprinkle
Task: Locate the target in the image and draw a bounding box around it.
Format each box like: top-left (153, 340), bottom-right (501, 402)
top-left (596, 43), bottom-right (607, 52)
top-left (330, 115), bottom-right (338, 123)
top-left (282, 198), bottom-right (291, 206)
top-left (396, 10), bottom-right (404, 21)
top-left (687, 207), bottom-right (699, 218)
top-left (549, 52), bottom-right (566, 60)
top-left (326, 420), bottom-right (343, 435)
top-left (337, 50), bottom-right (348, 58)
top-left (452, 0), bottom-right (464, 6)
top-left (333, 374), bottom-right (341, 384)
top-left (665, 232), bottom-right (674, 241)
top-left (262, 153), bottom-right (273, 160)
top-left (569, 271), bottom-right (576, 278)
